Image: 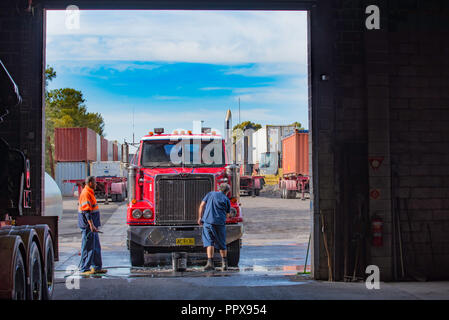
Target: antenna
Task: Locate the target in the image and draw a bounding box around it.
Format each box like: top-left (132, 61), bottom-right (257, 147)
top-left (132, 105), bottom-right (135, 145)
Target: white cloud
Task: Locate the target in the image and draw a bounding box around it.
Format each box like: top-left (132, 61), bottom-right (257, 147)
top-left (46, 10), bottom-right (308, 66)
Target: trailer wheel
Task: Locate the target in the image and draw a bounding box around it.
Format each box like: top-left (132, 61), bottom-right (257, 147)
top-left (281, 186), bottom-right (286, 199)
top-left (255, 189), bottom-right (260, 196)
top-left (42, 234), bottom-right (54, 300)
top-left (286, 190), bottom-right (296, 199)
top-left (129, 241), bottom-right (145, 266)
top-left (12, 249), bottom-right (26, 300)
top-left (28, 241), bottom-right (42, 300)
top-left (227, 239), bottom-right (241, 267)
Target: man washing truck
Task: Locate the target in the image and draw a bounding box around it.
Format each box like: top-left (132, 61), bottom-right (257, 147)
top-left (197, 183), bottom-right (232, 271)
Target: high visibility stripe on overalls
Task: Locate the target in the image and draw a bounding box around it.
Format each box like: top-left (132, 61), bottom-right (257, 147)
top-left (78, 186), bottom-right (99, 214)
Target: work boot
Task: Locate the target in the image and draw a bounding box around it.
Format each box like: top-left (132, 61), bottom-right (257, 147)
top-left (203, 258), bottom-right (214, 271)
top-left (79, 269), bottom-right (95, 276)
top-left (221, 258), bottom-right (228, 271)
top-left (92, 267), bottom-right (107, 274)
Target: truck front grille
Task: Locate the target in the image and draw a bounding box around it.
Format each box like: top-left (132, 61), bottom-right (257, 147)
top-left (155, 175), bottom-right (213, 225)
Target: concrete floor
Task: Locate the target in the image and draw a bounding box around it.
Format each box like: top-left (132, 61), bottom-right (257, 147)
top-left (54, 192), bottom-right (449, 300)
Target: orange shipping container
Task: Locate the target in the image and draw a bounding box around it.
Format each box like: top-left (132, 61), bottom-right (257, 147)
top-left (281, 131), bottom-right (309, 176)
top-left (54, 127), bottom-right (97, 162)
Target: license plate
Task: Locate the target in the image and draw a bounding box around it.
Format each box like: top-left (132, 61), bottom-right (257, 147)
top-left (176, 238), bottom-right (195, 246)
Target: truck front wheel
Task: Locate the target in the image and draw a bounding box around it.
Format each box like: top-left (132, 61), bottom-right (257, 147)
top-left (129, 241), bottom-right (145, 267)
top-left (227, 239), bottom-right (241, 267)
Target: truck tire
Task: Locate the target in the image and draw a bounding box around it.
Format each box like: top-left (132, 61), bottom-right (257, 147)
top-left (129, 241), bottom-right (145, 267)
top-left (287, 190), bottom-right (296, 199)
top-left (281, 186), bottom-right (286, 199)
top-left (42, 234), bottom-right (54, 300)
top-left (13, 248), bottom-right (26, 300)
top-left (255, 189), bottom-right (260, 196)
top-left (227, 239), bottom-right (241, 267)
top-left (28, 241), bottom-right (43, 300)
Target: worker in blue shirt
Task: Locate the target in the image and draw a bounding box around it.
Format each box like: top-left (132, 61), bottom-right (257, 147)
top-left (197, 183), bottom-right (231, 271)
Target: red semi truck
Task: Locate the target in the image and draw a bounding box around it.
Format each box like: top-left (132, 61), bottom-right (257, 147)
top-left (279, 130), bottom-right (310, 200)
top-left (0, 60), bottom-right (58, 300)
top-left (126, 128), bottom-right (243, 267)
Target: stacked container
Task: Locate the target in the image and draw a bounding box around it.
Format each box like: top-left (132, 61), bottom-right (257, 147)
top-left (281, 130), bottom-right (309, 176)
top-left (96, 134), bottom-right (102, 162)
top-left (101, 137), bottom-right (108, 161)
top-left (54, 127), bottom-right (97, 162)
top-left (112, 142), bottom-right (118, 161)
top-left (108, 140), bottom-right (113, 161)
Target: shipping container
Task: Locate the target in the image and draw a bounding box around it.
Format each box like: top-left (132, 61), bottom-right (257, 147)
top-left (113, 142), bottom-right (118, 161)
top-left (90, 161), bottom-right (126, 178)
top-left (55, 161), bottom-right (89, 196)
top-left (117, 142), bottom-right (122, 162)
top-left (108, 141), bottom-right (113, 161)
top-left (54, 127), bottom-right (97, 162)
top-left (281, 130), bottom-right (309, 176)
top-left (96, 134), bottom-right (101, 162)
top-left (101, 137), bottom-right (108, 161)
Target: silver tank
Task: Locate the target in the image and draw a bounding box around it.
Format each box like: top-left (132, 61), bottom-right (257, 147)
top-left (44, 172), bottom-right (63, 220)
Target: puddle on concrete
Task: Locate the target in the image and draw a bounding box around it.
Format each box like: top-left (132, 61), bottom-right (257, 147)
top-left (55, 243), bottom-right (311, 283)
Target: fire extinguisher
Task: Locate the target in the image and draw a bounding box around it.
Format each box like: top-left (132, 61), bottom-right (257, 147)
top-left (372, 216), bottom-right (383, 247)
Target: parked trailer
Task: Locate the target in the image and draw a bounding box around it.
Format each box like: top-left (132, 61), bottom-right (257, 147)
top-left (64, 176), bottom-right (127, 204)
top-left (240, 175), bottom-right (265, 196)
top-left (0, 60), bottom-right (58, 300)
top-left (279, 130), bottom-right (310, 200)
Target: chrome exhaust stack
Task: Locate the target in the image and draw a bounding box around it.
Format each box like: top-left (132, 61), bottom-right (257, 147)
top-left (128, 165), bottom-right (136, 204)
top-left (226, 164), bottom-right (240, 201)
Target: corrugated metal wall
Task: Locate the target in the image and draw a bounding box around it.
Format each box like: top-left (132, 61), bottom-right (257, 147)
top-left (55, 162), bottom-right (88, 196)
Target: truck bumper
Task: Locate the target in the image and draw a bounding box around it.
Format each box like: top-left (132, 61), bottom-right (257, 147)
top-left (127, 224), bottom-right (243, 251)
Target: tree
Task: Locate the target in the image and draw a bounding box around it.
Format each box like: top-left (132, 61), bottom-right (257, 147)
top-left (291, 121), bottom-right (305, 130)
top-left (44, 66), bottom-right (105, 177)
top-left (46, 88), bottom-right (105, 135)
top-left (233, 121), bottom-right (262, 132)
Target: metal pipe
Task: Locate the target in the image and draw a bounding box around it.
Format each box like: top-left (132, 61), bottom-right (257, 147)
top-left (128, 165), bottom-right (136, 204)
top-left (226, 164), bottom-right (240, 200)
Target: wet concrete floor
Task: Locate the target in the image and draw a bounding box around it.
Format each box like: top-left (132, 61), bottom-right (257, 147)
top-left (53, 192), bottom-right (449, 299)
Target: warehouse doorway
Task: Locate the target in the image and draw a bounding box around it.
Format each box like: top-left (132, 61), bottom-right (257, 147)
top-left (37, 0), bottom-right (333, 281)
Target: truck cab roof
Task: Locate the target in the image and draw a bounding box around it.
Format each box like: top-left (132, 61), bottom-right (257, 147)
top-left (141, 133), bottom-right (223, 141)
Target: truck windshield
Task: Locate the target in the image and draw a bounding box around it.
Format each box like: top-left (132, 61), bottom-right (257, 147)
top-left (141, 139), bottom-right (225, 167)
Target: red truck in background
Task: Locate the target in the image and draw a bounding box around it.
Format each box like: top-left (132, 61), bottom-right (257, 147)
top-left (279, 130), bottom-right (310, 200)
top-left (126, 128), bottom-right (243, 267)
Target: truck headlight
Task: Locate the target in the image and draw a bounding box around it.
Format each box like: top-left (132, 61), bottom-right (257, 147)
top-left (142, 209), bottom-right (153, 219)
top-left (132, 209), bottom-right (142, 219)
top-left (230, 207), bottom-right (237, 217)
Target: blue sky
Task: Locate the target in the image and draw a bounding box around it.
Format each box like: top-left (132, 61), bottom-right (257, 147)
top-left (46, 10), bottom-right (308, 146)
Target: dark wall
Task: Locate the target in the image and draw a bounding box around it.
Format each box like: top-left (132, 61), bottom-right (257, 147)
top-left (0, 1), bottom-right (45, 216)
